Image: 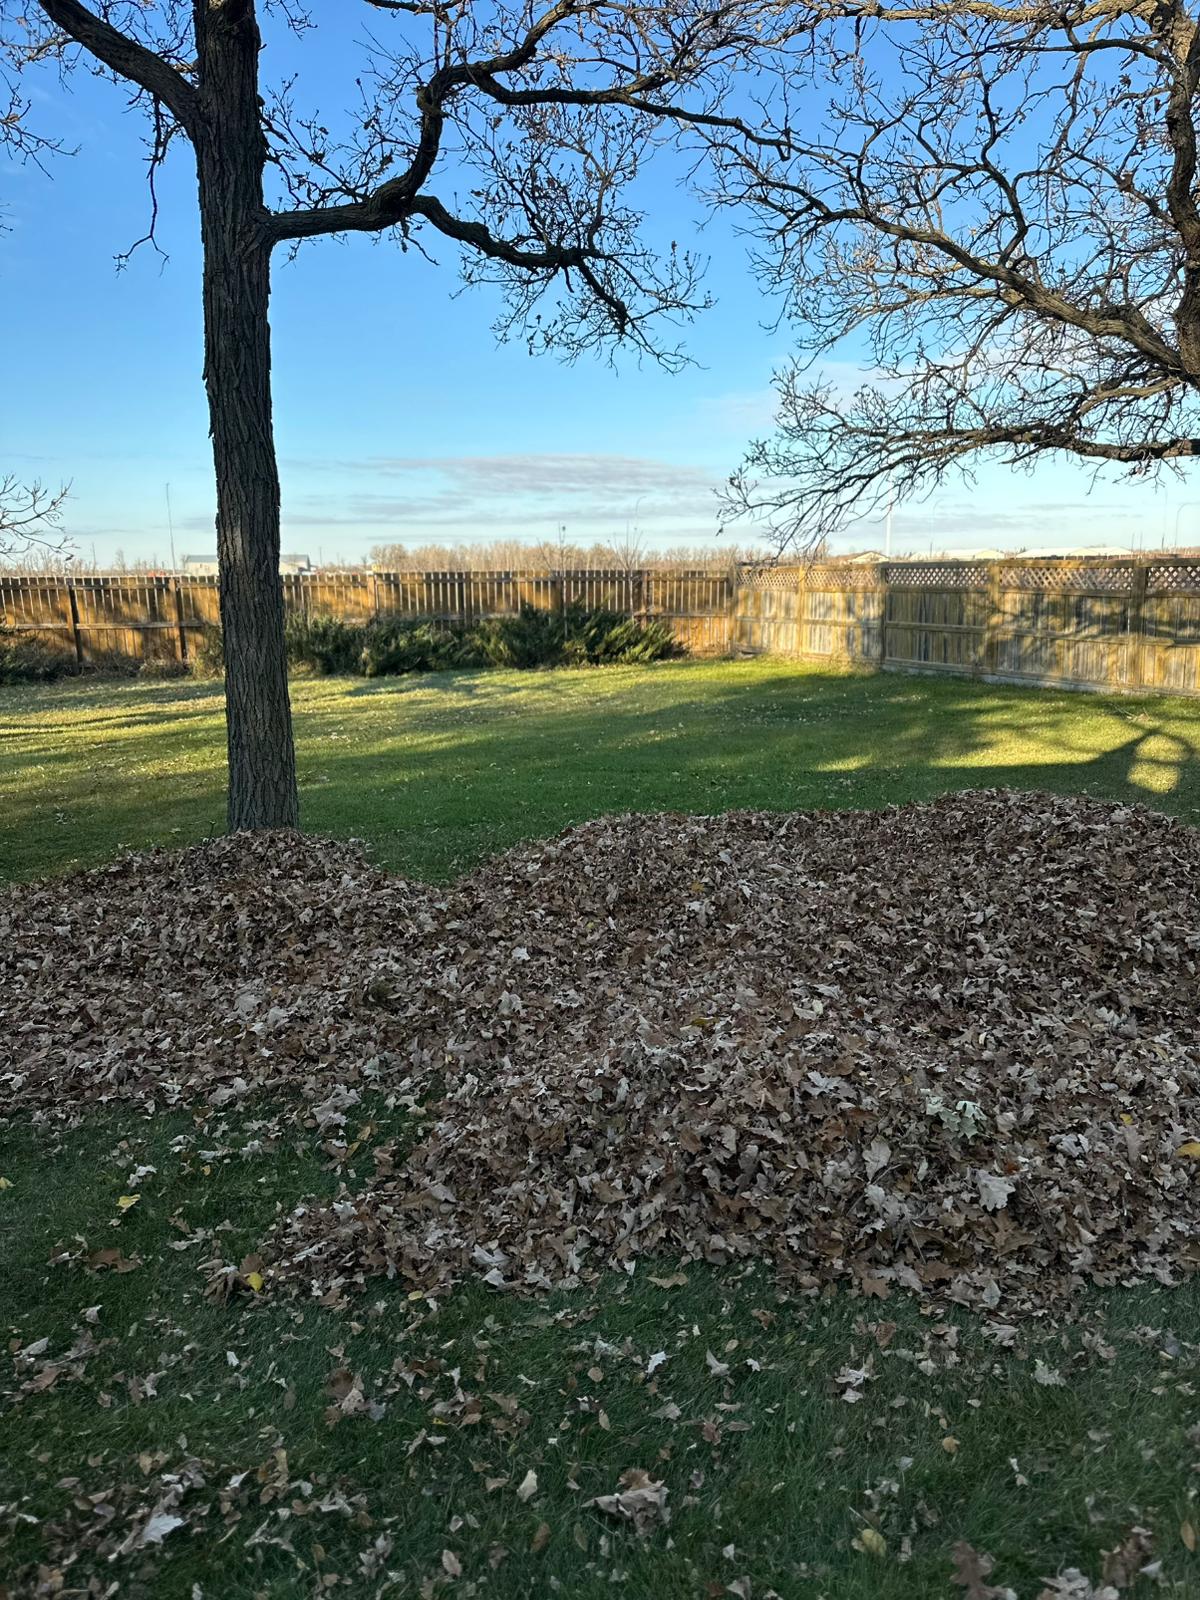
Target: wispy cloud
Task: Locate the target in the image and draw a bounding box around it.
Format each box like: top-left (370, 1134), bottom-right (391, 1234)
top-left (276, 452), bottom-right (725, 540)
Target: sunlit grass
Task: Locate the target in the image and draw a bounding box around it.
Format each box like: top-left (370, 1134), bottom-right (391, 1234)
top-left (1, 659), bottom-right (1198, 883)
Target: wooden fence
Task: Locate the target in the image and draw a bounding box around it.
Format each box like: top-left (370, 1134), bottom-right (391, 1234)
top-left (3, 558), bottom-right (1200, 697)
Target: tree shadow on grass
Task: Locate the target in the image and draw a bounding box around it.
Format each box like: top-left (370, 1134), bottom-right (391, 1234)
top-left (2, 662), bottom-right (1197, 883)
top-left (295, 666), bottom-right (1200, 878)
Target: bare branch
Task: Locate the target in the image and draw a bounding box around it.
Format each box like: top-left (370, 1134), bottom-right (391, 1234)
top-left (0, 477), bottom-right (70, 559)
top-left (715, 0), bottom-right (1200, 547)
top-left (35, 0), bottom-right (198, 134)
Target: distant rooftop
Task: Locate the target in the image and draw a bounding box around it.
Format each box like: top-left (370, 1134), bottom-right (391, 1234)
top-left (181, 553), bottom-right (313, 575)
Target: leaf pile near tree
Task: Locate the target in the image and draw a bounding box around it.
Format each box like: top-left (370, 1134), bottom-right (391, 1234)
top-left (3, 790), bottom-right (1198, 1318)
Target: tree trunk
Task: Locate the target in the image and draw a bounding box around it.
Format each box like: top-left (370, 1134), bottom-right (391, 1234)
top-left (196, 0), bottom-right (298, 832)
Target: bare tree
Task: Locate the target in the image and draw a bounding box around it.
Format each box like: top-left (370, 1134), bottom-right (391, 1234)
top-left (2, 0), bottom-right (785, 829)
top-left (0, 477), bottom-right (69, 560)
top-left (716, 0), bottom-right (1200, 543)
top-left (366, 537), bottom-right (762, 568)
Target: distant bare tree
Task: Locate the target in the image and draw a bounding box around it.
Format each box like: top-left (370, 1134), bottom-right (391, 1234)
top-left (0, 478), bottom-right (69, 561)
top-left (716, 0), bottom-right (1200, 544)
top-left (3, 0), bottom-right (792, 829)
top-left (367, 537), bottom-right (763, 570)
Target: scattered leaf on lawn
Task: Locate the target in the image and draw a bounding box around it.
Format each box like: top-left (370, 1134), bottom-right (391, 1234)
top-left (588, 1469), bottom-right (670, 1537)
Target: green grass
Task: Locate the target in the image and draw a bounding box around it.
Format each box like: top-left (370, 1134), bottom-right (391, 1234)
top-left (3, 1112), bottom-right (1199, 1599)
top-left (1, 658), bottom-right (1199, 882)
top-left (3, 661), bottom-right (1200, 1596)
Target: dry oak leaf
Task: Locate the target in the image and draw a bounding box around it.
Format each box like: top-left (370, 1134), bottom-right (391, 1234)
top-left (588, 1468), bottom-right (670, 1536)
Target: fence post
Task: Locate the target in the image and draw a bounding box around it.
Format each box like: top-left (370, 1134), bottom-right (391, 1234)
top-left (66, 577), bottom-right (83, 669)
top-left (1128, 560), bottom-right (1149, 691)
top-left (982, 560), bottom-right (1002, 677)
top-left (877, 563), bottom-right (889, 668)
top-left (457, 571), bottom-right (469, 627)
top-left (170, 576), bottom-right (188, 663)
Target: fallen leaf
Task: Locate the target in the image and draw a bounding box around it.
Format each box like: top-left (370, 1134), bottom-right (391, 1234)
top-left (141, 1510), bottom-right (185, 1546)
top-left (951, 1540), bottom-right (1013, 1598)
top-left (588, 1469), bottom-right (669, 1537)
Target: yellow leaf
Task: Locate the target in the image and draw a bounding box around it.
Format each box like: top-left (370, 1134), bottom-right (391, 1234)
top-left (116, 1194), bottom-right (140, 1211)
top-left (1182, 1520), bottom-right (1197, 1553)
top-left (1176, 1142), bottom-right (1200, 1159)
top-left (858, 1528), bottom-right (887, 1557)
top-left (0, 1177), bottom-right (12, 1190)
top-left (244, 1271), bottom-right (264, 1293)
top-left (1119, 1113), bottom-right (1133, 1125)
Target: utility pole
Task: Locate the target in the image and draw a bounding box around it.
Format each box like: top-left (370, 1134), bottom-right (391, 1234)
top-left (165, 483), bottom-right (177, 573)
top-left (885, 494), bottom-right (893, 560)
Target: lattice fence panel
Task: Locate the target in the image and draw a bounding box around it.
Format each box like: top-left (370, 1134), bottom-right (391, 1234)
top-left (1148, 562), bottom-right (1200, 593)
top-left (737, 564), bottom-right (805, 591)
top-left (998, 563), bottom-right (1134, 593)
top-left (885, 563), bottom-right (988, 589)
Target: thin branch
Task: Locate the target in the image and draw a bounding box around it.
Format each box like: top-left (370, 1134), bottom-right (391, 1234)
top-left (35, 0), bottom-right (198, 135)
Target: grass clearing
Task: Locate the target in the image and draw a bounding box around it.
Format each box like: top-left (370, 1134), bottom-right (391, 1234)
top-left (1, 658), bottom-right (1198, 881)
top-left (3, 661), bottom-right (1200, 1596)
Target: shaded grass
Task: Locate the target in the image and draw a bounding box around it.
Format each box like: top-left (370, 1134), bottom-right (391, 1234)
top-left (2, 1111), bottom-right (1198, 1598)
top-left (1, 659), bottom-right (1198, 883)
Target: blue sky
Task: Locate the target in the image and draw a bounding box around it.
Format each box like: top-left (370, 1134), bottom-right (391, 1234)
top-left (3, 15), bottom-right (1198, 565)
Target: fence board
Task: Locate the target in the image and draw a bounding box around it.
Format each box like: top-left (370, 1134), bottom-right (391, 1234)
top-left (3, 559), bottom-right (1200, 696)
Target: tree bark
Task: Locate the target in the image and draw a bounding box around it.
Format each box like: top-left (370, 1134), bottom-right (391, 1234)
top-left (195, 0), bottom-right (298, 831)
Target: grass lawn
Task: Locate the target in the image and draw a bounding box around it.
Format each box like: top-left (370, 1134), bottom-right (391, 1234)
top-left (1, 658), bottom-right (1199, 882)
top-left (3, 661), bottom-right (1200, 1598)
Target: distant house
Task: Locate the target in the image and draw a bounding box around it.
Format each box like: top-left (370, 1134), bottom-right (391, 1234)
top-left (182, 553), bottom-right (314, 576)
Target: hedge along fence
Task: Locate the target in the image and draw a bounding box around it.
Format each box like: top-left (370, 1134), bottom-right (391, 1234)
top-left (0, 569), bottom-right (734, 672)
top-left (3, 558), bottom-right (1200, 696)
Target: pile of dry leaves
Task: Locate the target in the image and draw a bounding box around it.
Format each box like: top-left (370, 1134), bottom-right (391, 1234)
top-left (4, 790), bottom-right (1199, 1315)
